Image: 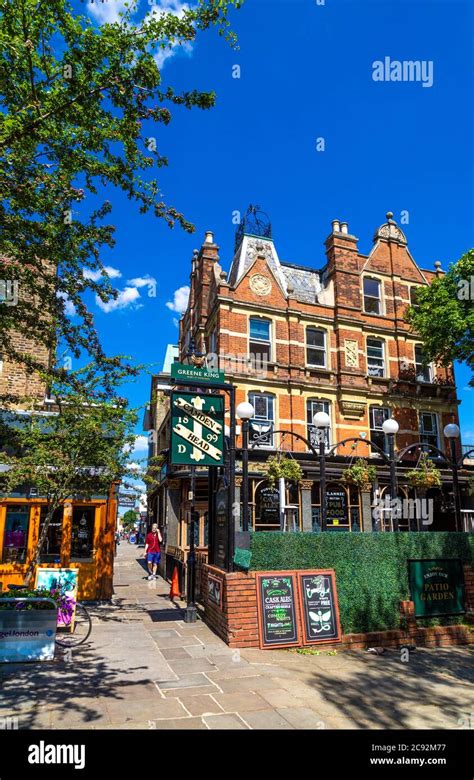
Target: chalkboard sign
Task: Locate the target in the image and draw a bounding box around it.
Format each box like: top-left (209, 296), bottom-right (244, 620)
top-left (326, 488), bottom-right (348, 528)
top-left (297, 570), bottom-right (342, 645)
top-left (256, 572), bottom-right (301, 649)
top-left (258, 486), bottom-right (280, 525)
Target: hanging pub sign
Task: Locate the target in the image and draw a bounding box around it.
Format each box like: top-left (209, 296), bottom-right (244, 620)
top-left (256, 572), bottom-right (301, 649)
top-left (170, 392), bottom-right (224, 467)
top-left (297, 570), bottom-right (342, 645)
top-left (408, 559), bottom-right (465, 618)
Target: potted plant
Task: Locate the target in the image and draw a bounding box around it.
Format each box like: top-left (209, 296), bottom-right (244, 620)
top-left (341, 458), bottom-right (377, 491)
top-left (0, 587), bottom-right (67, 663)
top-left (406, 452), bottom-right (442, 490)
top-left (265, 454), bottom-right (303, 486)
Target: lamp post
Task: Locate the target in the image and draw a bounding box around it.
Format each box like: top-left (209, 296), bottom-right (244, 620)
top-left (236, 402), bottom-right (255, 533)
top-left (444, 423), bottom-right (461, 532)
top-left (313, 411), bottom-right (331, 532)
top-left (382, 418), bottom-right (399, 531)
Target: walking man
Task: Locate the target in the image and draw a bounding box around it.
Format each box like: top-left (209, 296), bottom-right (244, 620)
top-left (144, 524), bottom-right (162, 580)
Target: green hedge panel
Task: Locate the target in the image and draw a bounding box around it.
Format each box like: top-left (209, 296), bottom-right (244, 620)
top-left (250, 532), bottom-right (473, 634)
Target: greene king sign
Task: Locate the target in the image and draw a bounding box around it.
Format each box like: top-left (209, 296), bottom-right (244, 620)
top-left (170, 392), bottom-right (224, 467)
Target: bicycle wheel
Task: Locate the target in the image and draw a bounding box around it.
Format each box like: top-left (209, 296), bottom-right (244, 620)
top-left (55, 602), bottom-right (92, 648)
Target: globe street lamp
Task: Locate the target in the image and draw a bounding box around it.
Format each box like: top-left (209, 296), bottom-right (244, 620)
top-left (313, 411), bottom-right (331, 532)
top-left (236, 402), bottom-right (255, 533)
top-left (444, 423), bottom-right (461, 531)
top-left (382, 418), bottom-right (399, 531)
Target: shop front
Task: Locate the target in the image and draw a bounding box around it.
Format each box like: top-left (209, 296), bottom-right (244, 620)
top-left (0, 488), bottom-right (118, 600)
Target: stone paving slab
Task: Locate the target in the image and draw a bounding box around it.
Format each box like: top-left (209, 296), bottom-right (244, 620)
top-left (243, 709), bottom-right (295, 729)
top-left (212, 691), bottom-right (272, 713)
top-left (202, 713), bottom-right (249, 729)
top-left (178, 694), bottom-right (225, 716)
top-left (162, 685), bottom-right (218, 698)
top-left (105, 698), bottom-right (187, 724)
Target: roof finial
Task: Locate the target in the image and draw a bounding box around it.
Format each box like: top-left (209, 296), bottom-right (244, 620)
top-left (386, 211), bottom-right (394, 221)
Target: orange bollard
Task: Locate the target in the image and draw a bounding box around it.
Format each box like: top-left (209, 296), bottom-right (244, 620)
top-left (170, 566), bottom-right (180, 601)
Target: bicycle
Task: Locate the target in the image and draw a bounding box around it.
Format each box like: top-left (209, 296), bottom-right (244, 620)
top-left (7, 583), bottom-right (92, 648)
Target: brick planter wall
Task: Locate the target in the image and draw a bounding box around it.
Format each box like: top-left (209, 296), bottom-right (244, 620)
top-left (200, 563), bottom-right (474, 650)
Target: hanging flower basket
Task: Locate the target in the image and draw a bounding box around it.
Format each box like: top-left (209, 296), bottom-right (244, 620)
top-left (264, 455), bottom-right (303, 487)
top-left (406, 452), bottom-right (442, 489)
top-left (341, 458), bottom-right (377, 490)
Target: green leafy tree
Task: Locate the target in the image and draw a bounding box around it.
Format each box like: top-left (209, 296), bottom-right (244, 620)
top-left (121, 509), bottom-right (139, 531)
top-left (0, 370), bottom-right (137, 584)
top-left (406, 249), bottom-right (474, 382)
top-left (0, 0), bottom-right (241, 397)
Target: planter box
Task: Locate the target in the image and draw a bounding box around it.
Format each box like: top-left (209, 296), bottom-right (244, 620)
top-left (0, 609), bottom-right (57, 662)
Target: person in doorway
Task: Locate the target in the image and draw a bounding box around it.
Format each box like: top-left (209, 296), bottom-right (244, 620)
top-left (143, 524), bottom-right (162, 580)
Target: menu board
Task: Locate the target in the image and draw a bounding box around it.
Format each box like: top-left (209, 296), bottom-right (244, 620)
top-left (297, 570), bottom-right (342, 645)
top-left (326, 489), bottom-right (347, 528)
top-left (256, 572), bottom-right (301, 649)
top-left (258, 486), bottom-right (280, 525)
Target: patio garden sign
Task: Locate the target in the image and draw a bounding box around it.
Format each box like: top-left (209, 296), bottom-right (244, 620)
top-left (408, 559), bottom-right (465, 618)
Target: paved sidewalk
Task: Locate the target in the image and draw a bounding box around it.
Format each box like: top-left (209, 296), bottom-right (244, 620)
top-left (1, 542), bottom-right (473, 730)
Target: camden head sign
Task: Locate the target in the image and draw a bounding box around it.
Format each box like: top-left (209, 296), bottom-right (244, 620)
top-left (170, 392), bottom-right (225, 467)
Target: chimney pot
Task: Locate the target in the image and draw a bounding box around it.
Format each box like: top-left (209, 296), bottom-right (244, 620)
top-left (204, 231), bottom-right (214, 244)
top-left (340, 222), bottom-right (348, 234)
top-left (332, 220), bottom-right (340, 233)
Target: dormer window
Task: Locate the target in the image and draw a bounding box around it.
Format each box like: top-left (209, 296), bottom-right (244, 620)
top-left (363, 278), bottom-right (381, 314)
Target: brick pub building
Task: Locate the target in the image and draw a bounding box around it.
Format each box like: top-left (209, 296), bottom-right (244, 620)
top-left (147, 209), bottom-right (473, 588)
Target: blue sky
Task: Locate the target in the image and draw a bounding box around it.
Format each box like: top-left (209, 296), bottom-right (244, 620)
top-left (73, 0), bottom-right (473, 460)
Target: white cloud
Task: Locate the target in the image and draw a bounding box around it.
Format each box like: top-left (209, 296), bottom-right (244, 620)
top-left (58, 291), bottom-right (76, 317)
top-left (95, 273), bottom-right (157, 313)
top-left (87, 0), bottom-right (132, 25)
top-left (166, 285), bottom-right (190, 314)
top-left (145, 1), bottom-right (194, 68)
top-left (127, 275), bottom-right (157, 289)
top-left (84, 266), bottom-right (122, 282)
top-left (96, 286), bottom-right (141, 313)
top-left (173, 317), bottom-right (180, 328)
top-left (125, 435), bottom-right (149, 457)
